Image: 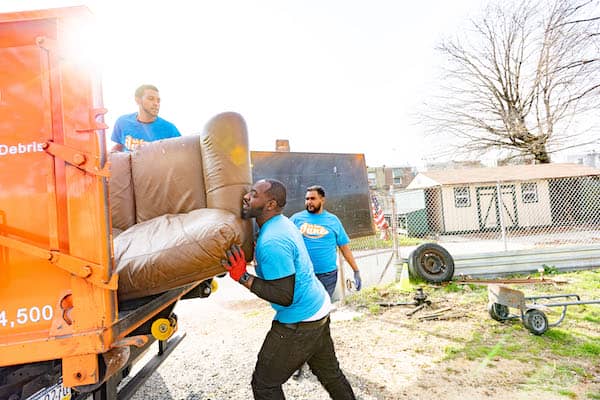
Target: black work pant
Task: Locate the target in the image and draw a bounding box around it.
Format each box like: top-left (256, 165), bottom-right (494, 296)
top-left (251, 316), bottom-right (356, 400)
top-left (316, 270), bottom-right (338, 299)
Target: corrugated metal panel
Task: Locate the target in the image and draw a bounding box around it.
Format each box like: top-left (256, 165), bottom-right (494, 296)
top-left (454, 245), bottom-right (600, 277)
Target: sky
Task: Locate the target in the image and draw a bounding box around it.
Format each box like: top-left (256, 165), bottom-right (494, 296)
top-left (2, 0), bottom-right (491, 168)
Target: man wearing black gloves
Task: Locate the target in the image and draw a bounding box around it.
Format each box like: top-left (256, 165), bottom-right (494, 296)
top-left (222, 179), bottom-right (356, 400)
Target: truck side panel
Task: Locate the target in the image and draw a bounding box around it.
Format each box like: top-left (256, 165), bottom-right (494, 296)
top-left (0, 8), bottom-right (115, 386)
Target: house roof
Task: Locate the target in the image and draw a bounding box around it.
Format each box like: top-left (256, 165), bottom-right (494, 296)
top-left (407, 163), bottom-right (600, 189)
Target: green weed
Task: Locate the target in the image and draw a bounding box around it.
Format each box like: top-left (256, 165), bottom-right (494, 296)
top-left (542, 264), bottom-right (560, 275)
top-left (558, 389), bottom-right (577, 399)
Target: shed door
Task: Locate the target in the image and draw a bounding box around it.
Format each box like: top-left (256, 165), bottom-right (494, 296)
top-left (476, 185), bottom-right (518, 230)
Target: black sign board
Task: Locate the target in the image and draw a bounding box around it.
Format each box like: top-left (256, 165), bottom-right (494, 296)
top-left (251, 151), bottom-right (374, 238)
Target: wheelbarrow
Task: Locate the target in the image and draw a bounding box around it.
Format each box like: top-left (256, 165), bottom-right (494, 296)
top-left (487, 285), bottom-right (600, 335)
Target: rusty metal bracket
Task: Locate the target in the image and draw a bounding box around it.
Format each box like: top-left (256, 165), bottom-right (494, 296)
top-left (43, 141), bottom-right (110, 177)
top-left (0, 235), bottom-right (117, 290)
top-left (111, 335), bottom-right (149, 349)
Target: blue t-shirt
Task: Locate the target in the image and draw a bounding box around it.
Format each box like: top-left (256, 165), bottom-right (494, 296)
top-left (290, 210), bottom-right (350, 274)
top-left (111, 113), bottom-right (181, 152)
top-left (255, 214), bottom-right (328, 323)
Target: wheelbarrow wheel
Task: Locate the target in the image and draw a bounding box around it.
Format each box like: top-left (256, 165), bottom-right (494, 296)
top-left (408, 243), bottom-right (454, 283)
top-left (488, 302), bottom-right (509, 321)
top-left (524, 309), bottom-right (548, 335)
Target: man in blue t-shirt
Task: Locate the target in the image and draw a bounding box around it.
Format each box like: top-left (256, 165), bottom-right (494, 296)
top-left (290, 185), bottom-right (362, 299)
top-left (111, 84), bottom-right (181, 152)
top-left (221, 179), bottom-right (356, 400)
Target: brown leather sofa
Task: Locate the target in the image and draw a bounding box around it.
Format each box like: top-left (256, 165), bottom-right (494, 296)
top-left (108, 112), bottom-right (253, 301)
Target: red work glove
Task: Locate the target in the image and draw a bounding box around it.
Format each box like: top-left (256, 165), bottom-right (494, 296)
top-left (221, 244), bottom-right (247, 282)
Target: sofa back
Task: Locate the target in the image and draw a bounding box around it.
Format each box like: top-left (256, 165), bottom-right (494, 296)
top-left (132, 135), bottom-right (207, 223)
top-left (109, 112), bottom-right (252, 243)
top-left (108, 136), bottom-right (207, 230)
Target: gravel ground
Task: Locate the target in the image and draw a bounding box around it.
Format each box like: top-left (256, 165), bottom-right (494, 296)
top-left (128, 277), bottom-right (365, 400)
top-left (125, 276), bottom-right (597, 400)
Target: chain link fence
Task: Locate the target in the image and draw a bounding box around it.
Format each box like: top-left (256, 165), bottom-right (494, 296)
top-left (341, 167), bottom-right (600, 288)
top-left (361, 171), bottom-right (600, 256)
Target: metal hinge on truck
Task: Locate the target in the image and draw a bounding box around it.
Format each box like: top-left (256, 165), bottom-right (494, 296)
top-left (43, 140), bottom-right (110, 177)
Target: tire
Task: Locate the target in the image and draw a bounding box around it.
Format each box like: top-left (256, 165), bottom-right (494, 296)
top-left (408, 243), bottom-right (454, 283)
top-left (488, 302), bottom-right (510, 321)
top-left (524, 309), bottom-right (548, 335)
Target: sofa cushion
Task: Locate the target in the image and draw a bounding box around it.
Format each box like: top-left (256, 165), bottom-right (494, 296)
top-left (114, 208), bottom-right (242, 300)
top-left (109, 152), bottom-right (136, 231)
top-left (131, 135), bottom-right (207, 224)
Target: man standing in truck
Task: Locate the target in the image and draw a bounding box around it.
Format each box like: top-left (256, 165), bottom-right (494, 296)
top-left (290, 185), bottom-right (362, 299)
top-left (111, 84), bottom-right (181, 152)
top-left (222, 179), bottom-right (356, 400)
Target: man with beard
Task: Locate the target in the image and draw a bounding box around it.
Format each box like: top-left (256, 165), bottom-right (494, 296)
top-left (111, 84), bottom-right (181, 152)
top-left (221, 179), bottom-right (356, 400)
top-left (290, 185), bottom-right (362, 299)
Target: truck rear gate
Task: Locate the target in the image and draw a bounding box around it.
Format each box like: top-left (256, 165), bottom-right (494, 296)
top-left (0, 7), bottom-right (199, 399)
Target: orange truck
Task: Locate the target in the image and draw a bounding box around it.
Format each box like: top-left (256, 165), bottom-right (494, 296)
top-left (0, 6), bottom-right (252, 400)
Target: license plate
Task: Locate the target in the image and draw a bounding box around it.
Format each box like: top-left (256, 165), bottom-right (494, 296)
top-left (27, 378), bottom-right (71, 400)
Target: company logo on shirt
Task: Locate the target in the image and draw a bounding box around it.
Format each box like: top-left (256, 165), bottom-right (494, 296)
top-left (298, 223), bottom-right (329, 239)
top-left (125, 135), bottom-right (145, 151)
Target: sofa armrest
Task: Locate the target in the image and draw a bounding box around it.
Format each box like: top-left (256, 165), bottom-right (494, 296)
top-left (200, 112), bottom-right (254, 261)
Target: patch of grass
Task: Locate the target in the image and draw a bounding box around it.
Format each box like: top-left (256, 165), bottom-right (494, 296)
top-left (457, 332), bottom-right (527, 361)
top-left (443, 346), bottom-right (461, 358)
top-left (580, 341), bottom-right (600, 356)
top-left (442, 282), bottom-right (463, 293)
top-left (343, 282), bottom-right (414, 308)
top-left (463, 342), bottom-right (510, 361)
top-left (561, 269), bottom-right (600, 292)
top-left (587, 392), bottom-right (600, 399)
top-left (583, 311), bottom-right (600, 323)
top-left (367, 304), bottom-right (382, 314)
top-left (540, 329), bottom-right (600, 359)
top-left (566, 364), bottom-right (587, 377)
top-left (544, 328), bottom-right (572, 342)
top-left (558, 389), bottom-right (577, 399)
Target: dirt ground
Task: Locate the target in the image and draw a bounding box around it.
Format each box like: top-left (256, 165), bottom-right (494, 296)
top-left (131, 277), bottom-right (600, 400)
top-left (328, 304), bottom-right (598, 400)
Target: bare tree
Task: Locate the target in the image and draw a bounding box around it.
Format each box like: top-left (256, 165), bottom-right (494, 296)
top-left (423, 0), bottom-right (600, 164)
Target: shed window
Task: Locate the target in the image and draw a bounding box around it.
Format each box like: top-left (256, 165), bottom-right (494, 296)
top-left (522, 182), bottom-right (538, 203)
top-left (368, 172), bottom-right (377, 188)
top-left (392, 168), bottom-right (403, 185)
top-left (454, 187), bottom-right (470, 207)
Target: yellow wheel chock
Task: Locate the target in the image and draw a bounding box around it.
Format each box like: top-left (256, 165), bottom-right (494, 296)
top-left (151, 318), bottom-right (174, 341)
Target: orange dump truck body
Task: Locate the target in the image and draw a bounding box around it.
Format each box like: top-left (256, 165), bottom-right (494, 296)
top-left (0, 6), bottom-right (192, 394)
